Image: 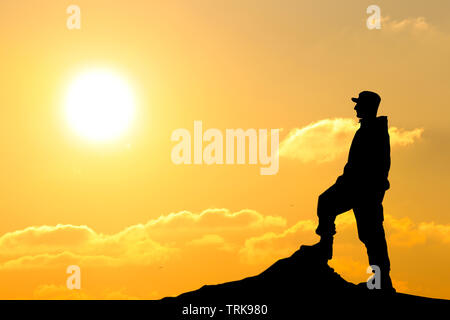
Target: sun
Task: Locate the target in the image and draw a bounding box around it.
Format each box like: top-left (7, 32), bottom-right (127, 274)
top-left (65, 69), bottom-right (135, 142)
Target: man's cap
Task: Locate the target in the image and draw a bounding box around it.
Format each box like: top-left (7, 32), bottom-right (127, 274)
top-left (351, 91), bottom-right (381, 106)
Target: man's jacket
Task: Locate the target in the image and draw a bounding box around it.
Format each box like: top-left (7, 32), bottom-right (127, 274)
top-left (337, 116), bottom-right (391, 192)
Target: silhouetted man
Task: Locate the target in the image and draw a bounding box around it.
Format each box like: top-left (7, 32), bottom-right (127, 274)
top-left (303, 91), bottom-right (394, 291)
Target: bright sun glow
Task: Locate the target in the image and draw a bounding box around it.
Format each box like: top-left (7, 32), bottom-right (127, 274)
top-left (65, 69), bottom-right (135, 142)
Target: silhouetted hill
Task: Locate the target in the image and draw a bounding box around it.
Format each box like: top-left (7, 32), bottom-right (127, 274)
top-left (156, 245), bottom-right (449, 318)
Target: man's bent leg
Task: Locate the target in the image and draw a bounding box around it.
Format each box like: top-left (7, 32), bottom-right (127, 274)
top-left (302, 183), bottom-right (352, 262)
top-left (315, 183), bottom-right (353, 237)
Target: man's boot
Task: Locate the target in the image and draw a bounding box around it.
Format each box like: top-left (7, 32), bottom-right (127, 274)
top-left (300, 236), bottom-right (333, 263)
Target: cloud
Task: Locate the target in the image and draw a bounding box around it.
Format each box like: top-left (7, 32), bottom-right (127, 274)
top-left (0, 224), bottom-right (175, 269)
top-left (2, 208), bottom-right (446, 271)
top-left (279, 118), bottom-right (423, 163)
top-left (0, 208), bottom-right (448, 299)
top-left (33, 284), bottom-right (90, 300)
top-left (388, 127), bottom-right (424, 146)
top-left (32, 284), bottom-right (141, 300)
top-left (239, 219), bottom-right (316, 263)
top-left (188, 234), bottom-right (226, 246)
top-left (0, 225), bottom-right (97, 255)
top-left (187, 234), bottom-right (233, 251)
top-left (239, 212), bottom-right (450, 263)
top-left (385, 215), bottom-right (450, 247)
top-left (0, 209), bottom-right (286, 270)
top-left (0, 252), bottom-right (116, 270)
top-left (384, 215), bottom-right (426, 247)
top-left (382, 16), bottom-right (432, 32)
top-left (143, 208), bottom-right (286, 231)
top-left (418, 222), bottom-right (450, 244)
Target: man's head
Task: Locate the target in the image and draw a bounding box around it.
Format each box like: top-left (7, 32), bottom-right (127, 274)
top-left (352, 91), bottom-right (381, 119)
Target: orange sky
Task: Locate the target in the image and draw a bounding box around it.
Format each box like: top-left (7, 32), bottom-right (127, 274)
top-left (0, 0), bottom-right (449, 299)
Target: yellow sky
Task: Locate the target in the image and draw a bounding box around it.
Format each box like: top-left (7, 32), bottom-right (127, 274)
top-left (0, 0), bottom-right (449, 299)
